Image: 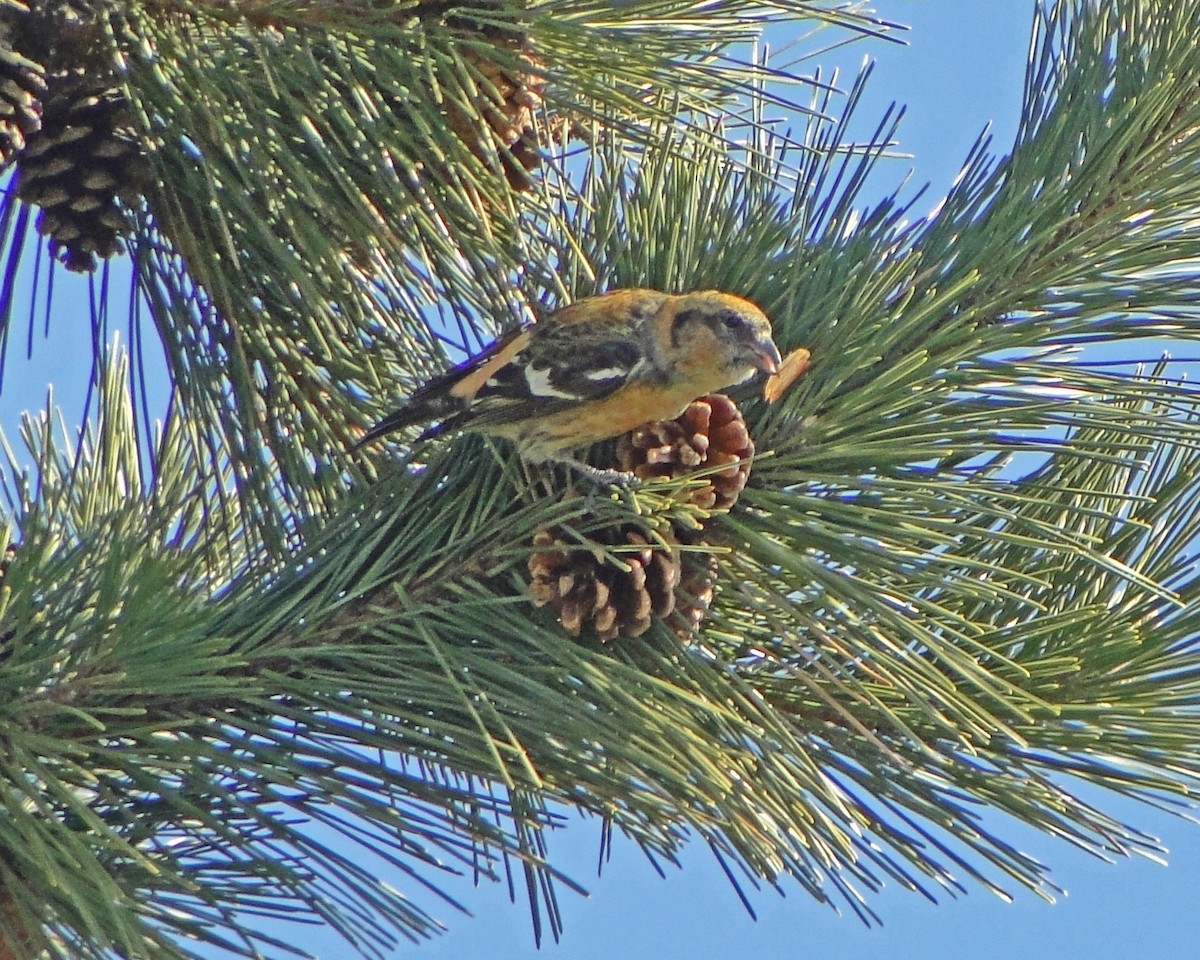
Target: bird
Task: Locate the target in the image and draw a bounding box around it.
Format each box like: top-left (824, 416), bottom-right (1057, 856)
top-left (359, 289), bottom-right (782, 483)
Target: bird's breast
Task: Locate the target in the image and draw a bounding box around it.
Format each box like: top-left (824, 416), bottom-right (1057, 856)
top-left (491, 380), bottom-right (697, 460)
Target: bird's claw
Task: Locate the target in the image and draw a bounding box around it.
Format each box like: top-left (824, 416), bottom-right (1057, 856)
top-left (557, 458), bottom-right (642, 490)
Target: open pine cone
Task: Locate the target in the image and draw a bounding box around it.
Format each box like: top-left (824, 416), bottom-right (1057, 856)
top-left (15, 65), bottom-right (145, 271)
top-left (673, 545), bottom-right (721, 639)
top-left (409, 1), bottom-right (554, 190)
top-left (616, 393), bottom-right (754, 510)
top-left (1, 0), bottom-right (149, 272)
top-left (528, 526), bottom-right (723, 642)
top-left (0, 885), bottom-right (35, 960)
top-left (529, 394), bottom-right (757, 642)
top-left (0, 39), bottom-right (45, 168)
top-left (529, 526), bottom-right (682, 642)
top-left (444, 40), bottom-right (547, 190)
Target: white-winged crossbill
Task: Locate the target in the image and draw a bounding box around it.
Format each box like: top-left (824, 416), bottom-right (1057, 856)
top-left (360, 288), bottom-right (781, 481)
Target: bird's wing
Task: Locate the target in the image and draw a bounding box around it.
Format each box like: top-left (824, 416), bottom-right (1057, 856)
top-left (458, 292), bottom-right (666, 428)
top-left (359, 290), bottom-right (667, 444)
top-left (355, 325), bottom-right (532, 446)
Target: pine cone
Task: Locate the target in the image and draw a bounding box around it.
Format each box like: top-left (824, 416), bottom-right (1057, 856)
top-left (0, 884), bottom-right (36, 960)
top-left (671, 546), bottom-right (720, 639)
top-left (528, 395), bottom-right (757, 643)
top-left (616, 393), bottom-right (755, 510)
top-left (410, 1), bottom-right (561, 189)
top-left (15, 66), bottom-right (144, 272)
top-left (529, 525), bottom-right (682, 642)
top-left (444, 39), bottom-right (546, 190)
top-left (0, 21), bottom-right (45, 168)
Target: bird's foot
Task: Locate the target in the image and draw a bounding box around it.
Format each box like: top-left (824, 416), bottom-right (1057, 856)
top-left (557, 458), bottom-right (642, 489)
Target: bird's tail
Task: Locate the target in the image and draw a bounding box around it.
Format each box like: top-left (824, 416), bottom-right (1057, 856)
top-left (354, 404), bottom-right (445, 449)
top-left (355, 411), bottom-right (412, 449)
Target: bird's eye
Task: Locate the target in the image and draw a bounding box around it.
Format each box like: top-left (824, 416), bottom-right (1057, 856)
top-left (720, 313), bottom-right (742, 331)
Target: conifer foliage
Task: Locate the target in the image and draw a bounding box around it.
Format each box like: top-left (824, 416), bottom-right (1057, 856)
top-left (4, 2), bottom-right (1200, 958)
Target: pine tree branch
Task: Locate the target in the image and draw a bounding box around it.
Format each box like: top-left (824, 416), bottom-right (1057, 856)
top-left (0, 0), bottom-right (887, 552)
top-left (8, 2), bottom-right (1200, 957)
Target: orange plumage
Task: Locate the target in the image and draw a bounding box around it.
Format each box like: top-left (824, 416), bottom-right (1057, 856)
top-left (361, 289), bottom-right (781, 479)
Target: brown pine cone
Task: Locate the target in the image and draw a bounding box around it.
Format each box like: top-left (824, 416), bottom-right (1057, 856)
top-left (441, 38), bottom-right (547, 190)
top-left (16, 66), bottom-right (145, 271)
top-left (0, 883), bottom-right (36, 960)
top-left (529, 525), bottom-right (682, 642)
top-left (414, 0), bottom-right (558, 190)
top-left (0, 26), bottom-right (45, 168)
top-left (616, 393), bottom-right (754, 510)
top-left (671, 546), bottom-right (720, 639)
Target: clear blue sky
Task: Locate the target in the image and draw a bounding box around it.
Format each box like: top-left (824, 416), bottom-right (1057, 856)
top-left (6, 3), bottom-right (1200, 958)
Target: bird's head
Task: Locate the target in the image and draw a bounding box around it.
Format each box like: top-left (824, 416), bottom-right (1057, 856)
top-left (667, 292), bottom-right (782, 387)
